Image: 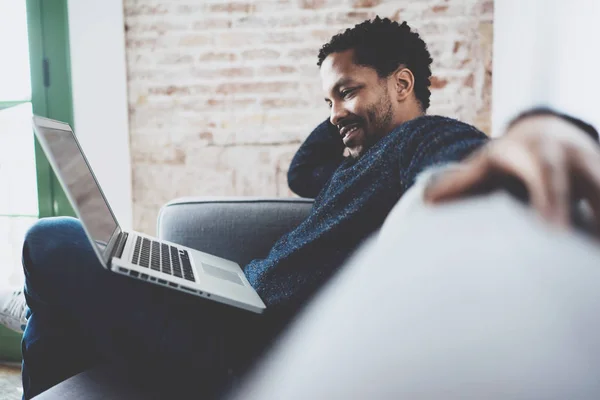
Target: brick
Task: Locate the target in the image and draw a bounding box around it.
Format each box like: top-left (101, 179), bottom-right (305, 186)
top-left (157, 53), bottom-right (195, 65)
top-left (419, 2), bottom-right (468, 18)
top-left (278, 14), bottom-right (324, 27)
top-left (148, 85), bottom-right (192, 96)
top-left (194, 67), bottom-right (254, 78)
top-left (125, 21), bottom-right (189, 36)
top-left (287, 47), bottom-right (318, 60)
top-left (298, 64), bottom-right (320, 77)
top-left (298, 0), bottom-right (326, 9)
top-left (202, 98), bottom-right (257, 111)
top-left (125, 4), bottom-right (169, 17)
top-left (352, 0), bottom-right (383, 8)
top-left (192, 19), bottom-right (233, 30)
top-left (231, 15), bottom-right (270, 29)
top-left (209, 2), bottom-right (255, 13)
top-left (217, 32), bottom-right (264, 47)
top-left (464, 73), bottom-right (475, 88)
top-left (234, 14), bottom-right (324, 28)
top-left (178, 34), bottom-right (213, 47)
top-left (241, 49), bottom-right (281, 60)
top-left (126, 37), bottom-right (159, 49)
top-left (391, 8), bottom-right (405, 22)
top-left (325, 11), bottom-right (375, 26)
top-left (215, 81), bottom-right (299, 95)
top-left (260, 97), bottom-right (311, 109)
top-left (132, 141), bottom-right (187, 165)
top-left (479, 0), bottom-right (494, 17)
top-left (264, 31), bottom-right (306, 45)
top-left (198, 51), bottom-right (238, 62)
top-left (253, 0), bottom-right (293, 12)
top-left (258, 65), bottom-right (298, 76)
top-left (311, 29), bottom-right (342, 42)
top-left (430, 76), bottom-right (448, 89)
top-left (176, 4), bottom-right (206, 15)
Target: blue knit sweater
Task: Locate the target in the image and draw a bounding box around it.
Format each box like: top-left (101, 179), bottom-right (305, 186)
top-left (244, 115), bottom-right (488, 319)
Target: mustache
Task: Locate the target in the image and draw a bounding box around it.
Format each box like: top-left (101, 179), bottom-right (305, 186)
top-left (336, 116), bottom-right (365, 131)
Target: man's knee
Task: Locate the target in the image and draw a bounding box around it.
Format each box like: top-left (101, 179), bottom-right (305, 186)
top-left (22, 217), bottom-right (86, 277)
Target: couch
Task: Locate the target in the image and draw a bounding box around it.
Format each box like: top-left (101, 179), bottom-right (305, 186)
top-left (33, 191), bottom-right (600, 399)
top-left (34, 197), bottom-right (314, 399)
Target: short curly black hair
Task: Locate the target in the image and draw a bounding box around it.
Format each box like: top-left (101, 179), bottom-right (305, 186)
top-left (317, 17), bottom-right (433, 111)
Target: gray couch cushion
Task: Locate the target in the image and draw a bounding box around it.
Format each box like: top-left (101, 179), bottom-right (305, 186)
top-left (157, 197), bottom-right (313, 267)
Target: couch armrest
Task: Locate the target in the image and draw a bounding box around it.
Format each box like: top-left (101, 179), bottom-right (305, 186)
top-left (157, 197), bottom-right (313, 267)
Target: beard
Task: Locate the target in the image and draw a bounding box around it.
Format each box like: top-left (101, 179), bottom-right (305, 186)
top-left (347, 94), bottom-right (394, 159)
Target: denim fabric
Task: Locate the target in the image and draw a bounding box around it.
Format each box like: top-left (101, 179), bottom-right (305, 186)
top-left (21, 217), bottom-right (261, 399)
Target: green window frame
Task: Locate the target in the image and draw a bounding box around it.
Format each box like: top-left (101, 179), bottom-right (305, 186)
top-left (0, 0), bottom-right (76, 362)
top-left (27, 0), bottom-right (76, 218)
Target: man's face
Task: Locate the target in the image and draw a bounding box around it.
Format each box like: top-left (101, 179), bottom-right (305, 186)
top-left (320, 49), bottom-right (396, 159)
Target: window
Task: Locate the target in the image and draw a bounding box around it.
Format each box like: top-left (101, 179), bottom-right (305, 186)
top-left (0, 0), bottom-right (38, 288)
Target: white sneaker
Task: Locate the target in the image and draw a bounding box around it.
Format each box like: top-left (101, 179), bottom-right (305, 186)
top-left (0, 288), bottom-right (27, 333)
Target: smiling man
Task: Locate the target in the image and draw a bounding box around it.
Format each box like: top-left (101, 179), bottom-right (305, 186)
top-left (289, 17), bottom-right (451, 197)
top-left (20, 16), bottom-right (600, 400)
top-left (19, 17), bottom-right (489, 399)
top-left (320, 36), bottom-right (426, 159)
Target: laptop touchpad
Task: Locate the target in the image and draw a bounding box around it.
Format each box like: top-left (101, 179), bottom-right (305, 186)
top-left (202, 263), bottom-right (244, 286)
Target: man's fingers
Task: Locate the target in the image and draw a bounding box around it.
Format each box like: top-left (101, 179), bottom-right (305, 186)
top-left (572, 152), bottom-right (600, 234)
top-left (486, 141), bottom-right (554, 221)
top-left (426, 139), bottom-right (571, 227)
top-left (537, 142), bottom-right (570, 227)
top-left (424, 151), bottom-right (490, 203)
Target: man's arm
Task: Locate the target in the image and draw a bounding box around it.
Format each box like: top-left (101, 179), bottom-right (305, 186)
top-left (287, 119), bottom-right (345, 198)
top-left (426, 111), bottom-right (600, 231)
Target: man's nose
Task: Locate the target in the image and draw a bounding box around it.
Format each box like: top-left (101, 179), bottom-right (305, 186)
top-left (329, 102), bottom-right (348, 127)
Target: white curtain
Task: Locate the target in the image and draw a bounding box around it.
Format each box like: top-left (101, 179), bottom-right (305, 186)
top-left (492, 0), bottom-right (600, 137)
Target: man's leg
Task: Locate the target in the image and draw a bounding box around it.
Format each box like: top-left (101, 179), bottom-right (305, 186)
top-left (21, 217), bottom-right (259, 399)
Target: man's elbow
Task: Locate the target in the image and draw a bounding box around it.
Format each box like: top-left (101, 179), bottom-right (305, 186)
top-left (288, 169), bottom-right (319, 198)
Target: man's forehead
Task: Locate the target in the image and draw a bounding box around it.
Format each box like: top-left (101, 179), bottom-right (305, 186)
top-left (320, 50), bottom-right (374, 94)
top-left (321, 49), bottom-right (356, 71)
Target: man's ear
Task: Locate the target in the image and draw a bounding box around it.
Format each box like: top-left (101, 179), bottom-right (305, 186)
top-left (392, 67), bottom-right (415, 102)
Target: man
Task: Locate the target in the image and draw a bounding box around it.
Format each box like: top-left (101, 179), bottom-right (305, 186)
top-left (231, 112), bottom-right (600, 400)
top-left (16, 16), bottom-right (598, 399)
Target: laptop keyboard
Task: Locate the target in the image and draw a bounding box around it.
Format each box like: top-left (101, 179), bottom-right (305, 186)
top-left (131, 236), bottom-right (195, 282)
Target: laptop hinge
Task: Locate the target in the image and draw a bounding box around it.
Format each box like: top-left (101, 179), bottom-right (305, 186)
top-left (110, 232), bottom-right (129, 260)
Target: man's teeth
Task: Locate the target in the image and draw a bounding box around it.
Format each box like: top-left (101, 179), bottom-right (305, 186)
top-left (345, 126), bottom-right (359, 137)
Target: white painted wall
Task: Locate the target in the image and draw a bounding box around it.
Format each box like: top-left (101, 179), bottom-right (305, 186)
top-left (67, 0), bottom-right (132, 228)
top-left (492, 0), bottom-right (600, 137)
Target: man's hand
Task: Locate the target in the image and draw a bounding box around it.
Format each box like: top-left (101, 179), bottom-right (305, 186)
top-left (424, 115), bottom-right (600, 231)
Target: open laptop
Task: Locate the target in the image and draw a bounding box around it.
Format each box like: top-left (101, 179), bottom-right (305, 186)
top-left (32, 115), bottom-right (266, 314)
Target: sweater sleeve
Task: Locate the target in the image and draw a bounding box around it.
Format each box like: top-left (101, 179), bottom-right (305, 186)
top-left (287, 119), bottom-right (345, 198)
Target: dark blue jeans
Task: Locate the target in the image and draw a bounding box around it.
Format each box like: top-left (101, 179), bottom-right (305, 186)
top-left (21, 217), bottom-right (263, 399)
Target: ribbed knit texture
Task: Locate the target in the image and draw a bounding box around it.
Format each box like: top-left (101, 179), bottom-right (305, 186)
top-left (245, 115), bottom-right (488, 320)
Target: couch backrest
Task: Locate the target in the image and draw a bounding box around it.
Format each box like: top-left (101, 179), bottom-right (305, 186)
top-left (157, 197), bottom-right (313, 267)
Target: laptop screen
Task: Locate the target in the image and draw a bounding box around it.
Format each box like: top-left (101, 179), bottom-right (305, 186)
top-left (34, 121), bottom-right (119, 255)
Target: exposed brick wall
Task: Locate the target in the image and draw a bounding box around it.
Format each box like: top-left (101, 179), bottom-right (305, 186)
top-left (124, 0), bottom-right (494, 235)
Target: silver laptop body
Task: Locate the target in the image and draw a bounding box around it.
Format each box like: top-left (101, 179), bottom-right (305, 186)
top-left (32, 115), bottom-right (266, 314)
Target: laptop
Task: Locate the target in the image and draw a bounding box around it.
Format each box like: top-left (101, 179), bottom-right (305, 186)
top-left (32, 115), bottom-right (266, 314)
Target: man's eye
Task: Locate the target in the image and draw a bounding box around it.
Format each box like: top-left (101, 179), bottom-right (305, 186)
top-left (341, 88), bottom-right (355, 98)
